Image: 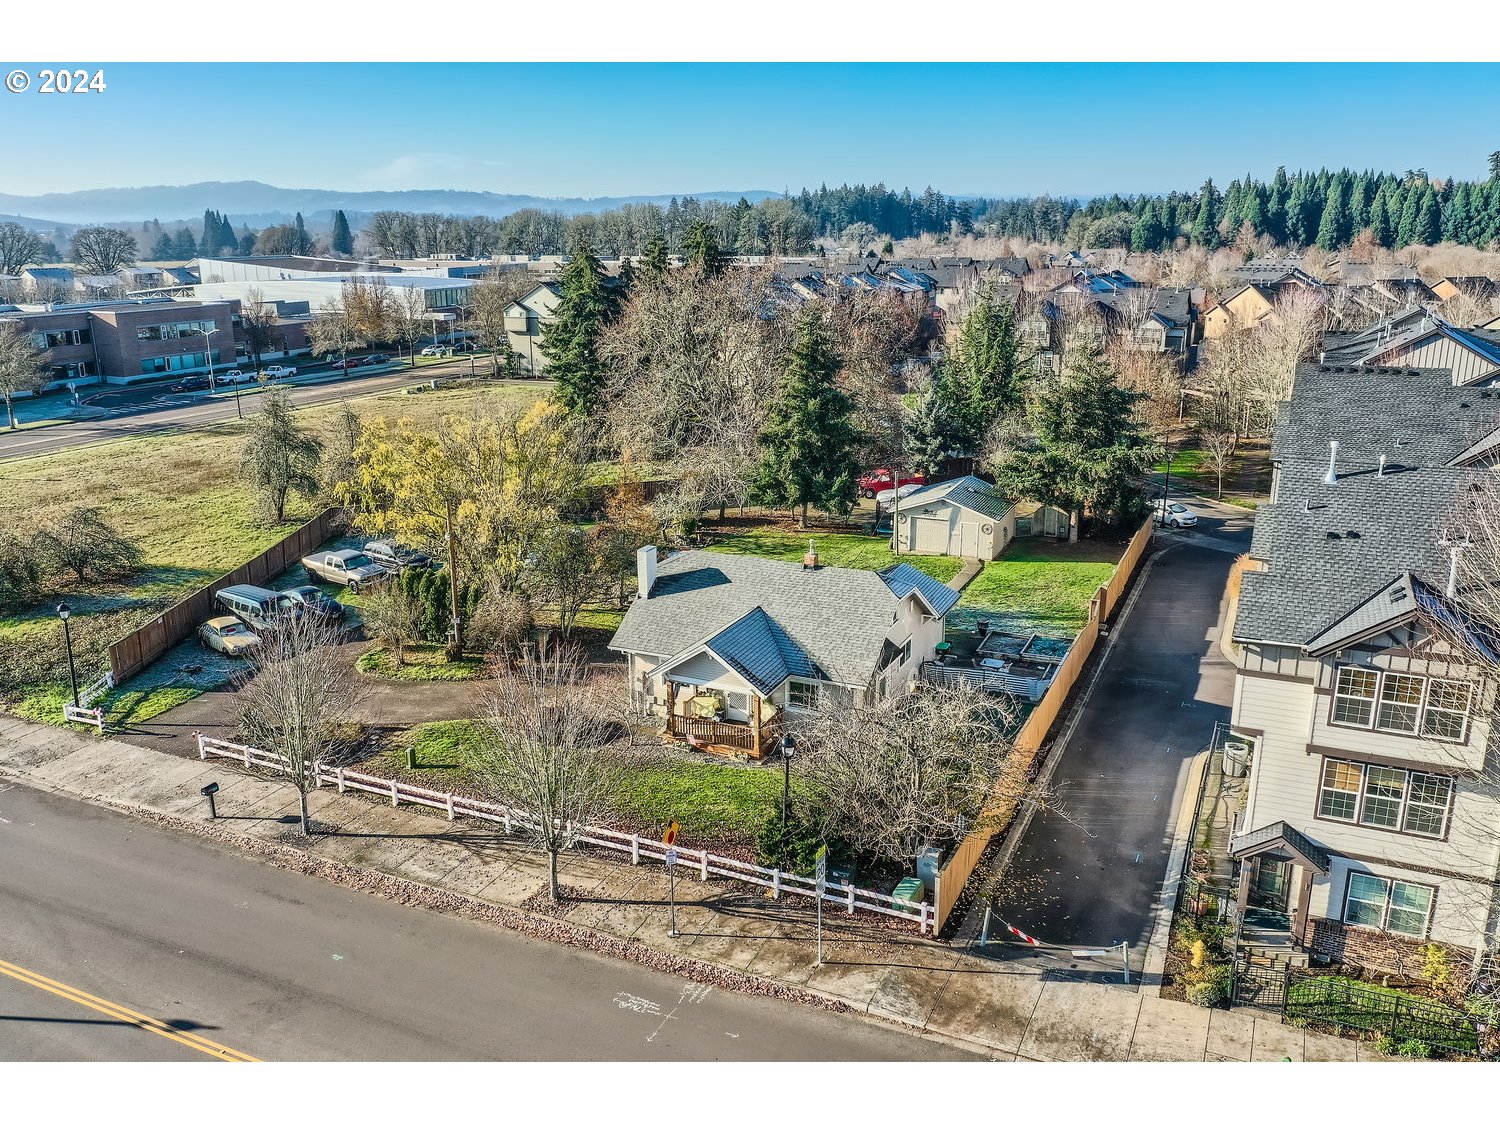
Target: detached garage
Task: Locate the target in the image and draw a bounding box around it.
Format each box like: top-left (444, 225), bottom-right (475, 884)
top-left (890, 475), bottom-right (1016, 560)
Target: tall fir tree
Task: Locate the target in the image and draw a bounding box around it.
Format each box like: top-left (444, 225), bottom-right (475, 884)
top-left (331, 210), bottom-right (354, 256)
top-left (1266, 167), bottom-right (1290, 244)
top-left (293, 212), bottom-right (311, 255)
top-left (682, 219), bottom-right (729, 278)
top-left (943, 286), bottom-right (1026, 450)
top-left (1130, 203), bottom-right (1165, 253)
top-left (1368, 188), bottom-right (1394, 248)
top-left (1315, 178), bottom-right (1350, 251)
top-left (541, 245), bottom-right (617, 417)
top-left (639, 236), bottom-right (670, 284)
top-left (1190, 179), bottom-right (1220, 249)
top-left (1414, 185), bottom-right (1443, 245)
top-left (749, 311), bottom-right (859, 526)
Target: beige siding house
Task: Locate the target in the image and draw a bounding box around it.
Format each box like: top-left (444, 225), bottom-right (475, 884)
top-left (890, 475), bottom-right (1016, 560)
top-left (1229, 362), bottom-right (1500, 976)
top-left (503, 282), bottom-right (561, 373)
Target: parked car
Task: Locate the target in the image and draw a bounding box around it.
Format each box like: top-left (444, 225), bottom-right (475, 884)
top-left (875, 483), bottom-right (925, 509)
top-left (262, 364), bottom-right (297, 380)
top-left (170, 375), bottom-right (211, 393)
top-left (858, 468), bottom-right (926, 498)
top-left (363, 539), bottom-right (435, 573)
top-left (420, 345), bottom-right (453, 357)
top-left (197, 615), bottom-right (263, 657)
top-left (214, 584), bottom-right (294, 632)
top-left (1154, 499), bottom-right (1199, 528)
top-left (362, 353), bottom-right (389, 366)
top-left (276, 584), bottom-right (346, 624)
top-left (215, 368), bottom-right (248, 385)
top-left (300, 549), bottom-right (387, 592)
top-left (329, 357), bottom-right (360, 370)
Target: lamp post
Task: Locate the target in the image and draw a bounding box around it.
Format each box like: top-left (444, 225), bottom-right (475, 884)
top-left (192, 325), bottom-right (219, 392)
top-left (780, 732), bottom-right (796, 828)
top-left (57, 602), bottom-right (79, 708)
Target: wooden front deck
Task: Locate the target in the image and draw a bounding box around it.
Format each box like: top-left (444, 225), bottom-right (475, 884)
top-left (665, 712), bottom-right (782, 759)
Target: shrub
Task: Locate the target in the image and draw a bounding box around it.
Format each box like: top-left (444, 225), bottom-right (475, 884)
top-left (1183, 963), bottom-right (1232, 1008)
top-left (1395, 1038), bottom-right (1432, 1060)
top-left (757, 809), bottom-right (841, 876)
top-left (0, 526), bottom-right (45, 606)
top-left (32, 506), bottom-right (143, 584)
top-left (1374, 1034), bottom-right (1401, 1056)
top-left (467, 586), bottom-right (535, 657)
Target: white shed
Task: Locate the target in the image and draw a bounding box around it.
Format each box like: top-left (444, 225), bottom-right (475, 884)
top-left (890, 476), bottom-right (1016, 560)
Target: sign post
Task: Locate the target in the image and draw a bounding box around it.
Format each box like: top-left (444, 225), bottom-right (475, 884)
top-left (814, 844), bottom-right (828, 968)
top-left (664, 821), bottom-right (680, 938)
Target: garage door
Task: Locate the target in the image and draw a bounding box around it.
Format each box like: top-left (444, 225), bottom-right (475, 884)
top-left (914, 516), bottom-right (949, 553)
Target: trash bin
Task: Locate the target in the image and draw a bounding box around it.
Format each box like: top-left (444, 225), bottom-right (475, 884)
top-left (916, 846), bottom-right (944, 894)
top-left (892, 877), bottom-right (924, 907)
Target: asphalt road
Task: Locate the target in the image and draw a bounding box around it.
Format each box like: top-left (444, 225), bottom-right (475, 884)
top-left (0, 781), bottom-right (973, 1062)
top-left (994, 500), bottom-right (1249, 977)
top-left (0, 359), bottom-right (536, 462)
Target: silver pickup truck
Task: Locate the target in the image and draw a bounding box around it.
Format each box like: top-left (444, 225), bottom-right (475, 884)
top-left (300, 549), bottom-right (387, 593)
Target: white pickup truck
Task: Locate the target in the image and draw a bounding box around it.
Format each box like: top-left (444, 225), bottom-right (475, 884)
top-left (300, 549), bottom-right (386, 593)
top-left (262, 364), bottom-right (297, 380)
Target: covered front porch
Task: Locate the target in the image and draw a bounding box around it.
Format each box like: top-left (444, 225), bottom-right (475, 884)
top-left (1228, 820), bottom-right (1332, 967)
top-left (662, 679), bottom-right (784, 759)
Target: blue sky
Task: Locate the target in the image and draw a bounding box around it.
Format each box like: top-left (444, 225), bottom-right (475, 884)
top-left (4, 62), bottom-right (1499, 198)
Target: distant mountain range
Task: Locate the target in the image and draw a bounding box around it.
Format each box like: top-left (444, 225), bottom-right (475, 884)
top-left (0, 181), bottom-right (782, 229)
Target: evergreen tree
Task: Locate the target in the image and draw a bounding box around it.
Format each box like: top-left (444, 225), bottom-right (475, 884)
top-left (1190, 179), bottom-right (1220, 249)
top-left (201, 209), bottom-right (220, 254)
top-left (541, 245), bottom-right (616, 416)
top-left (682, 219), bottom-right (729, 278)
top-left (749, 312), bottom-right (859, 526)
top-left (219, 214), bottom-right (237, 252)
top-left (1241, 183), bottom-right (1268, 238)
top-left (1415, 185), bottom-right (1442, 245)
top-left (639, 236), bottom-right (670, 283)
top-left (944, 286), bottom-right (1026, 450)
top-left (331, 210), bottom-right (354, 256)
top-left (293, 212), bottom-right (311, 255)
top-left (1489, 151), bottom-right (1500, 182)
top-left (1315, 178), bottom-right (1350, 251)
top-left (150, 232), bottom-right (175, 260)
top-left (1395, 186), bottom-right (1421, 247)
top-left (1368, 188), bottom-right (1394, 248)
top-left (990, 341), bottom-right (1155, 541)
top-left (1130, 203), bottom-right (1165, 253)
top-left (904, 388), bottom-right (954, 479)
top-left (1266, 167), bottom-right (1290, 244)
top-left (172, 228), bottom-right (198, 258)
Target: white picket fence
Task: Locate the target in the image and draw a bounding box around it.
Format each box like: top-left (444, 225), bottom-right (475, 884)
top-left (63, 671), bottom-right (115, 730)
top-left (195, 733), bottom-right (936, 934)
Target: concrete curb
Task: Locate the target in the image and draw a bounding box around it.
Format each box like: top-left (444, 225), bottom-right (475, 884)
top-left (1142, 749), bottom-right (1209, 987)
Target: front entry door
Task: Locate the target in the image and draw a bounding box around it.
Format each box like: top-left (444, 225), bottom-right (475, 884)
top-left (1248, 858), bottom-right (1290, 913)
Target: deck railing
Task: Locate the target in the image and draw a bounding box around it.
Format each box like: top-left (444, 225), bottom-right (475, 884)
top-left (666, 713), bottom-right (781, 755)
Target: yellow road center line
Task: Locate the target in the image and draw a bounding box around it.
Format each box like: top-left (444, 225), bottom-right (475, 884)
top-left (0, 958), bottom-right (259, 1062)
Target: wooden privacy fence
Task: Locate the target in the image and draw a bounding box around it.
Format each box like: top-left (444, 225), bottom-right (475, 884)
top-left (107, 508), bottom-right (341, 683)
top-left (195, 733), bottom-right (937, 934)
top-left (932, 518), bottom-right (1156, 933)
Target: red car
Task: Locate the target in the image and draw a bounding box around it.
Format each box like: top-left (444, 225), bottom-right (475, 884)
top-left (329, 357), bottom-right (359, 370)
top-left (857, 468), bottom-right (926, 499)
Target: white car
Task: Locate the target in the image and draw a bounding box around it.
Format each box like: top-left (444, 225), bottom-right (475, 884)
top-left (216, 369), bottom-right (252, 385)
top-left (876, 483), bottom-right (925, 508)
top-left (420, 345), bottom-right (453, 357)
top-left (1154, 499), bottom-right (1198, 528)
top-left (262, 365), bottom-right (297, 380)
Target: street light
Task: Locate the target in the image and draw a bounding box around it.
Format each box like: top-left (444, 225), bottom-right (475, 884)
top-left (780, 732), bottom-right (796, 828)
top-left (57, 602), bottom-right (79, 708)
top-left (191, 325), bottom-right (219, 392)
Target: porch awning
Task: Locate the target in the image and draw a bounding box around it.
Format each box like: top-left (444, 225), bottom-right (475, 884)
top-left (1228, 820), bottom-right (1331, 874)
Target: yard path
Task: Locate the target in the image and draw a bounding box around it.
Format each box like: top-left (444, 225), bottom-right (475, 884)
top-left (947, 557), bottom-right (983, 592)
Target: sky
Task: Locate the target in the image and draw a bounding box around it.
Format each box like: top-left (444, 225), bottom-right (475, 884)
top-left (4, 62), bottom-right (1500, 200)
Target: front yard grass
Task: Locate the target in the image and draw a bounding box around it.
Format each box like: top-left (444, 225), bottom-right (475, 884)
top-left (377, 719), bottom-right (787, 843)
top-left (706, 526), bottom-right (961, 583)
top-left (953, 537), bottom-right (1123, 635)
top-left (356, 642), bottom-right (487, 682)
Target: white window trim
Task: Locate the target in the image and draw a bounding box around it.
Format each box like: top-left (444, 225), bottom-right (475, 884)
top-left (1329, 664), bottom-right (1472, 744)
top-left (785, 678), bottom-right (822, 714)
top-left (1341, 872), bottom-right (1435, 939)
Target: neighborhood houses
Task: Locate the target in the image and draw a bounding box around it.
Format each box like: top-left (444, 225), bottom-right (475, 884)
top-left (5, 56), bottom-right (1500, 1081)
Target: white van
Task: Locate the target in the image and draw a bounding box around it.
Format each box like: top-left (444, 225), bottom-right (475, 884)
top-left (214, 583), bottom-right (290, 631)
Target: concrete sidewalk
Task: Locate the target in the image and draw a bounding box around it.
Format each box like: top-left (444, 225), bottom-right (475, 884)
top-left (0, 715), bottom-right (1374, 1061)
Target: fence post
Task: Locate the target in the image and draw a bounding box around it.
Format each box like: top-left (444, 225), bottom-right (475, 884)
top-left (700, 850), bottom-right (709, 882)
top-left (243, 745), bottom-right (251, 768)
top-left (631, 834), bottom-right (640, 865)
top-left (503, 809), bottom-right (512, 834)
top-left (195, 731), bottom-right (205, 760)
top-left (846, 883), bottom-right (855, 915)
top-left (1281, 963), bottom-right (1292, 1020)
top-left (446, 792), bottom-right (455, 821)
top-left (772, 868), bottom-right (781, 900)
top-left (337, 767), bottom-right (345, 794)
top-left (391, 779), bottom-right (398, 807)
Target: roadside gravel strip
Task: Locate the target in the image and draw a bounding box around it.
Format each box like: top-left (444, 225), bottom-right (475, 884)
top-left (100, 798), bottom-right (852, 1016)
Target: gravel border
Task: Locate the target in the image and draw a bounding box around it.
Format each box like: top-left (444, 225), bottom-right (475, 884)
top-left (100, 798), bottom-right (851, 1015)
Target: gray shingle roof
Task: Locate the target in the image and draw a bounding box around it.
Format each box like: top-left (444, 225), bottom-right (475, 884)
top-left (901, 474), bottom-right (1014, 524)
top-left (1229, 821), bottom-right (1331, 873)
top-left (609, 549), bottom-right (945, 687)
top-left (877, 562), bottom-right (961, 617)
top-left (702, 607), bottom-right (821, 696)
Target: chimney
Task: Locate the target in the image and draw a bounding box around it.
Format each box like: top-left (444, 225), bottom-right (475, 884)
top-left (802, 538), bottom-right (820, 570)
top-left (636, 544), bottom-right (657, 600)
top-left (1378, 453), bottom-right (1387, 478)
top-left (1324, 439), bottom-right (1340, 485)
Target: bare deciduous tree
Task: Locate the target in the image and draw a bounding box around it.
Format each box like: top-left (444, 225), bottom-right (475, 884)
top-left (469, 649), bottom-right (626, 901)
top-left (359, 579), bottom-right (424, 666)
top-left (1199, 427), bottom-right (1238, 500)
top-left (235, 614), bottom-right (367, 836)
top-left (69, 226), bottom-right (137, 276)
top-left (0, 222), bottom-right (43, 275)
top-left (797, 681), bottom-right (1028, 864)
top-left (0, 319), bottom-right (47, 430)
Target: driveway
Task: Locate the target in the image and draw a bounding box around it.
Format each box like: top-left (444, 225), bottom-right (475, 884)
top-left (980, 538), bottom-right (1242, 979)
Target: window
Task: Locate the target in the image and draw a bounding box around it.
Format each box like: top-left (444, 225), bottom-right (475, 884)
top-left (1318, 759), bottom-right (1361, 821)
top-left (1343, 873), bottom-right (1434, 938)
top-left (1332, 666), bottom-right (1377, 726)
top-left (1316, 758), bottom-right (1452, 837)
top-left (787, 680), bottom-right (821, 712)
top-left (1329, 665), bottom-right (1473, 743)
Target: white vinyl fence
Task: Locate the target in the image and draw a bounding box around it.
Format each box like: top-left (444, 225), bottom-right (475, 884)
top-left (196, 733), bottom-right (936, 934)
top-left (63, 671), bottom-right (114, 730)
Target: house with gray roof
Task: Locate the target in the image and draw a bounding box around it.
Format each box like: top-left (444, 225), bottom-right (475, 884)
top-left (889, 475), bottom-right (1017, 559)
top-left (610, 546), bottom-right (958, 758)
top-left (1227, 361), bottom-right (1500, 976)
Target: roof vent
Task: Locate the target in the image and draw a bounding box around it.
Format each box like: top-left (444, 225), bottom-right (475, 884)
top-left (1377, 453), bottom-right (1387, 478)
top-left (802, 539), bottom-right (820, 571)
top-left (1346, 530), bottom-right (1361, 539)
top-left (1324, 439), bottom-right (1340, 485)
top-left (1326, 531), bottom-right (1342, 540)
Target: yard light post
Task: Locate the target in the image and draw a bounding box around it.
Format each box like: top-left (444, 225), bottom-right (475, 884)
top-left (780, 733), bottom-right (796, 829)
top-left (57, 602), bottom-right (79, 708)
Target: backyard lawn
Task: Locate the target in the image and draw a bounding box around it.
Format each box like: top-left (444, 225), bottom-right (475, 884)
top-left (377, 719), bottom-right (788, 842)
top-left (952, 537), bottom-right (1124, 635)
top-left (706, 526), bottom-right (961, 583)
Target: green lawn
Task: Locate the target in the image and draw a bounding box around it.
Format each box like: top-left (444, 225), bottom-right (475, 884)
top-left (356, 642), bottom-right (487, 682)
top-left (1285, 976), bottom-right (1478, 1056)
top-left (380, 720), bottom-right (787, 842)
top-left (953, 538), bottom-right (1123, 635)
top-left (706, 527), bottom-right (961, 583)
top-left (1151, 447), bottom-right (1207, 476)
